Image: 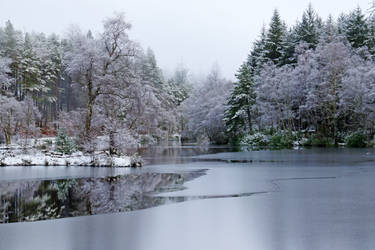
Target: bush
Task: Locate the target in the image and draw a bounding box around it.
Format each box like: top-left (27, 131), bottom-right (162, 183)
top-left (228, 134), bottom-right (242, 146)
top-left (312, 137), bottom-right (335, 147)
top-left (269, 131), bottom-right (294, 149)
top-left (56, 129), bottom-right (77, 155)
top-left (345, 131), bottom-right (367, 148)
top-left (301, 135), bottom-right (335, 147)
top-left (241, 132), bottom-right (269, 147)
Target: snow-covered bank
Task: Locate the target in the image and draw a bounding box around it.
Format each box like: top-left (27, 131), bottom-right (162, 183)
top-left (0, 151), bottom-right (139, 168)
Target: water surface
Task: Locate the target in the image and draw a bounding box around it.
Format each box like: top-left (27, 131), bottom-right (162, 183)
top-left (1, 146), bottom-right (375, 250)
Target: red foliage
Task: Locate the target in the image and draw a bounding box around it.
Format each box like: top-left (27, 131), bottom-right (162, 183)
top-left (41, 126), bottom-right (57, 136)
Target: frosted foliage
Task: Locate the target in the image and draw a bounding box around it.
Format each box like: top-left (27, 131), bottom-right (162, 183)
top-left (58, 109), bottom-right (86, 137)
top-left (0, 15), bottom-right (184, 150)
top-left (255, 40), bottom-right (375, 137)
top-left (0, 95), bottom-right (40, 144)
top-left (0, 57), bottom-right (11, 89)
top-left (182, 69), bottom-right (232, 144)
top-left (62, 13), bottom-right (180, 152)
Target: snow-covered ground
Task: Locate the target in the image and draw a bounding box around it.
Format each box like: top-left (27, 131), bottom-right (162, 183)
top-left (0, 136), bottom-right (139, 168)
top-left (0, 151), bottom-right (133, 167)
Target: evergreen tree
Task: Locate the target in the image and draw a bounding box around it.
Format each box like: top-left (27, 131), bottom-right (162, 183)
top-left (295, 4), bottom-right (322, 48)
top-left (337, 13), bottom-right (348, 35)
top-left (264, 9), bottom-right (286, 65)
top-left (280, 27), bottom-right (298, 65)
top-left (165, 66), bottom-right (190, 105)
top-left (344, 7), bottom-right (368, 49)
top-left (367, 15), bottom-right (375, 56)
top-left (1, 21), bottom-right (22, 98)
top-left (2, 21), bottom-right (19, 61)
top-left (224, 62), bottom-right (256, 136)
top-left (248, 25), bottom-right (267, 73)
top-left (320, 15), bottom-right (338, 44)
top-left (140, 48), bottom-right (164, 88)
top-left (19, 33), bottom-right (43, 99)
top-left (56, 129), bottom-right (76, 154)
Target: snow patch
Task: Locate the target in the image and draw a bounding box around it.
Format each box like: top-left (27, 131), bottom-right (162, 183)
top-left (0, 151), bottom-right (133, 168)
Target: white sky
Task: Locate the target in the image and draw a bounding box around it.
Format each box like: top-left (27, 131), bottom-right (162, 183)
top-left (0, 0), bottom-right (371, 79)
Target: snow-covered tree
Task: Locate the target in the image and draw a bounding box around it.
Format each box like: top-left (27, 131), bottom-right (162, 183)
top-left (182, 67), bottom-right (232, 144)
top-left (295, 4), bottom-right (322, 49)
top-left (264, 9), bottom-right (286, 65)
top-left (344, 7), bottom-right (368, 49)
top-left (224, 62), bottom-right (256, 136)
top-left (248, 25), bottom-right (267, 74)
top-left (255, 62), bottom-right (296, 130)
top-left (0, 95), bottom-right (39, 145)
top-left (65, 13), bottom-right (135, 141)
top-left (165, 65), bottom-right (190, 105)
top-left (301, 41), bottom-right (351, 140)
top-left (0, 57), bottom-right (12, 93)
top-left (319, 15), bottom-right (339, 44)
top-left (339, 57), bottom-right (375, 132)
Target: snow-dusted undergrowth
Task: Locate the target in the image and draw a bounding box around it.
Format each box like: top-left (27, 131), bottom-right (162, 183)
top-left (0, 150), bottom-right (134, 168)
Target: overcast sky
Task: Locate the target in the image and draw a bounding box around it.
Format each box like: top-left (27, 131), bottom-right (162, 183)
top-left (0, 0), bottom-right (371, 79)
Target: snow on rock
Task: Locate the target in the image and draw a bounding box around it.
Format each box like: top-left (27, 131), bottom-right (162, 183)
top-left (0, 151), bottom-right (134, 168)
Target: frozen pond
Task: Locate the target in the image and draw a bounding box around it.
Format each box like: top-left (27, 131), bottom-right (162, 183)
top-left (1, 147), bottom-right (375, 250)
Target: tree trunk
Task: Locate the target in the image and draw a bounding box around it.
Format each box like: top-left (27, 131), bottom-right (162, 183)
top-left (5, 115), bottom-right (11, 145)
top-left (85, 98), bottom-right (94, 138)
top-left (246, 107), bottom-right (252, 132)
top-left (109, 131), bottom-right (115, 155)
top-left (55, 78), bottom-right (59, 121)
top-left (85, 76), bottom-right (94, 139)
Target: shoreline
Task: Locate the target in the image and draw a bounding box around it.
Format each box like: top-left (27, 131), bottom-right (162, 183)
top-left (0, 150), bottom-right (140, 168)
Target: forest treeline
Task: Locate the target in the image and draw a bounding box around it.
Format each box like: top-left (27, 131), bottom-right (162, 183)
top-left (224, 5), bottom-right (375, 147)
top-left (2, 4), bottom-right (375, 150)
top-left (0, 13), bottom-right (195, 152)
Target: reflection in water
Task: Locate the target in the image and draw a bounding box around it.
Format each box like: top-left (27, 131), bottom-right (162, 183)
top-left (1, 148), bottom-right (375, 250)
top-left (0, 170), bottom-right (206, 223)
top-left (193, 147), bottom-right (375, 165)
top-left (138, 143), bottom-right (239, 165)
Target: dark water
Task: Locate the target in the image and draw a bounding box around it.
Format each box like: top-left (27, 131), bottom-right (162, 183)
top-left (138, 143), bottom-right (238, 165)
top-left (0, 171), bottom-right (206, 223)
top-left (1, 146), bottom-right (375, 250)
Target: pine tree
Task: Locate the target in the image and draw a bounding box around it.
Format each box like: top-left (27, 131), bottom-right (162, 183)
top-left (295, 4), bottom-right (322, 48)
top-left (248, 25), bottom-right (267, 73)
top-left (344, 7), bottom-right (368, 49)
top-left (320, 15), bottom-right (338, 44)
top-left (140, 48), bottom-right (164, 88)
top-left (2, 21), bottom-right (19, 61)
top-left (165, 66), bottom-right (190, 105)
top-left (19, 33), bottom-right (43, 99)
top-left (367, 15), bottom-right (375, 56)
top-left (280, 27), bottom-right (298, 65)
top-left (337, 13), bottom-right (348, 35)
top-left (224, 62), bottom-right (256, 136)
top-left (264, 9), bottom-right (286, 65)
top-left (1, 21), bottom-right (22, 98)
top-left (56, 129), bottom-right (76, 154)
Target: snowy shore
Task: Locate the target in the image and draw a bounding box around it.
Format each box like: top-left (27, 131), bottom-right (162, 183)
top-left (0, 150), bottom-right (137, 168)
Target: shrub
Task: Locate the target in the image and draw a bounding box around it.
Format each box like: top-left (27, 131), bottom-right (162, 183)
top-left (312, 137), bottom-right (335, 147)
top-left (241, 132), bottom-right (269, 147)
top-left (269, 131), bottom-right (294, 149)
top-left (345, 131), bottom-right (367, 148)
top-left (302, 135), bottom-right (335, 147)
top-left (56, 129), bottom-right (77, 155)
top-left (228, 134), bottom-right (242, 146)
